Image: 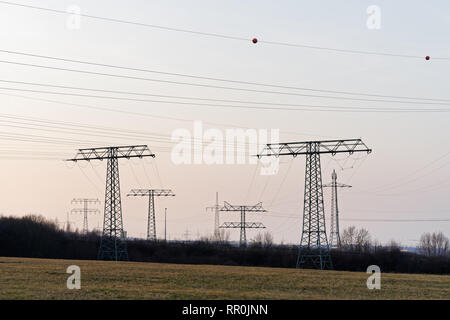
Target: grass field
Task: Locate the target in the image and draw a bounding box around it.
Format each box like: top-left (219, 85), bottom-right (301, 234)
top-left (0, 256), bottom-right (449, 299)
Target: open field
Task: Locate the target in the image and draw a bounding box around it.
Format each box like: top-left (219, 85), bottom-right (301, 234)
top-left (0, 256), bottom-right (449, 299)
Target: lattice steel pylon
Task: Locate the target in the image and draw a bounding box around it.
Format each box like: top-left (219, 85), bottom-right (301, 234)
top-left (219, 201), bottom-right (266, 247)
top-left (127, 189), bottom-right (175, 241)
top-left (206, 192), bottom-right (220, 239)
top-left (68, 145), bottom-right (155, 261)
top-left (323, 170), bottom-right (351, 248)
top-left (257, 139), bottom-right (371, 270)
top-left (70, 198), bottom-right (100, 234)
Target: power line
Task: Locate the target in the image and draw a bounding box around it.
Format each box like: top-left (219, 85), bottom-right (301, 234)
top-left (0, 1), bottom-right (249, 41)
top-left (1, 59), bottom-right (450, 108)
top-left (1, 1), bottom-right (448, 60)
top-left (368, 176), bottom-right (450, 197)
top-left (267, 159), bottom-right (295, 208)
top-left (0, 49), bottom-right (449, 102)
top-left (364, 151), bottom-right (450, 193)
top-left (1, 85), bottom-right (449, 113)
top-left (2, 78), bottom-right (450, 111)
top-left (0, 126), bottom-right (175, 152)
top-left (0, 91), bottom-right (332, 139)
top-left (5, 78), bottom-right (450, 110)
top-left (341, 218), bottom-right (450, 222)
top-left (363, 161), bottom-right (450, 196)
top-left (264, 213), bottom-right (450, 223)
top-left (0, 114), bottom-right (270, 152)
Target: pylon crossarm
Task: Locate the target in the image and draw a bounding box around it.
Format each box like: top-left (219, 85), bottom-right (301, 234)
top-left (220, 222), bottom-right (265, 228)
top-left (336, 183), bottom-right (352, 188)
top-left (220, 201), bottom-right (266, 212)
top-left (256, 139), bottom-right (372, 158)
top-left (71, 198), bottom-right (100, 205)
top-left (71, 208), bottom-right (100, 214)
top-left (127, 189), bottom-right (175, 197)
top-left (67, 145), bottom-right (155, 162)
top-left (323, 183), bottom-right (352, 188)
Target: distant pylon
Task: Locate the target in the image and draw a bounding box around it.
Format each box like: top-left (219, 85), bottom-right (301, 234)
top-left (219, 201), bottom-right (266, 247)
top-left (127, 189), bottom-right (175, 241)
top-left (70, 198), bottom-right (100, 234)
top-left (323, 170), bottom-right (351, 248)
top-left (183, 229), bottom-right (190, 241)
top-left (64, 211), bottom-right (74, 231)
top-left (206, 192), bottom-right (220, 238)
top-left (164, 208), bottom-right (167, 242)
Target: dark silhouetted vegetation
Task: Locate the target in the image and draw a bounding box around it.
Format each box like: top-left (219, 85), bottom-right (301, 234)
top-left (1, 215), bottom-right (449, 274)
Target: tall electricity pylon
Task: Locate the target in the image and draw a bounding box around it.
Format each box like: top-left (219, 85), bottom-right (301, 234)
top-left (68, 145), bottom-right (155, 261)
top-left (206, 192), bottom-right (220, 239)
top-left (257, 139), bottom-right (371, 270)
top-left (219, 201), bottom-right (266, 247)
top-left (323, 170), bottom-right (351, 248)
top-left (127, 189), bottom-right (175, 241)
top-left (70, 198), bottom-right (100, 234)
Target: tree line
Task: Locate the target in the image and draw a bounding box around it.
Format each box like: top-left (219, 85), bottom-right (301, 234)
top-left (0, 215), bottom-right (449, 274)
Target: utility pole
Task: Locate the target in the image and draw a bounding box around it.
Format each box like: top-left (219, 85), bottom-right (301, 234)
top-left (183, 229), bottom-right (190, 241)
top-left (65, 211), bottom-right (73, 231)
top-left (127, 189), bottom-right (175, 241)
top-left (257, 139), bottom-right (371, 270)
top-left (219, 201), bottom-right (266, 247)
top-left (164, 207), bottom-right (167, 242)
top-left (323, 170), bottom-right (351, 248)
top-left (68, 145), bottom-right (155, 261)
top-left (70, 198), bottom-right (100, 234)
top-left (206, 192), bottom-right (220, 239)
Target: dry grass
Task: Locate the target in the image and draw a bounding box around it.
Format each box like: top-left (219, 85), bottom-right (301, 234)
top-left (0, 256), bottom-right (449, 299)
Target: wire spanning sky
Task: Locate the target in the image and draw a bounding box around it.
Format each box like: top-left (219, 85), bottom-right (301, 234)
top-left (0, 0), bottom-right (449, 246)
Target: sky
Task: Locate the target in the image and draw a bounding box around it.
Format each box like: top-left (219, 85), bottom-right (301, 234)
top-left (0, 0), bottom-right (449, 246)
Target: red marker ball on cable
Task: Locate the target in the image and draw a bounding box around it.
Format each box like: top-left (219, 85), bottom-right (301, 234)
top-left (252, 38), bottom-right (258, 44)
top-left (425, 56), bottom-right (430, 60)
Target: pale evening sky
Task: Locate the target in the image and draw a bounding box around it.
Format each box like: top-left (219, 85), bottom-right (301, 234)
top-left (0, 0), bottom-right (449, 246)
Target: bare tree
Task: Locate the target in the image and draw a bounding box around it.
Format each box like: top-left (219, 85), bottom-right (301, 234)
top-left (215, 228), bottom-right (230, 243)
top-left (251, 232), bottom-right (264, 247)
top-left (263, 231), bottom-right (274, 248)
top-left (341, 226), bottom-right (356, 250)
top-left (386, 239), bottom-right (401, 252)
top-left (355, 228), bottom-right (371, 251)
top-left (419, 232), bottom-right (449, 256)
top-left (341, 226), bottom-right (371, 252)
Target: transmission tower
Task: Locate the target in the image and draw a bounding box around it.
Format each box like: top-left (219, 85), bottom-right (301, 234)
top-left (68, 145), bottom-right (155, 261)
top-left (219, 201), bottom-right (266, 247)
top-left (183, 229), bottom-right (190, 241)
top-left (323, 170), bottom-right (351, 248)
top-left (257, 139), bottom-right (371, 270)
top-left (64, 211), bottom-right (74, 231)
top-left (206, 192), bottom-right (220, 239)
top-left (127, 189), bottom-right (175, 241)
top-left (70, 198), bottom-right (100, 234)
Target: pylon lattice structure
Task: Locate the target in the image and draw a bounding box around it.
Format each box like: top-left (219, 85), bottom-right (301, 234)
top-left (127, 189), bottom-right (175, 241)
top-left (68, 145), bottom-right (155, 261)
top-left (70, 198), bottom-right (100, 234)
top-left (219, 201), bottom-right (266, 247)
top-left (257, 139), bottom-right (371, 270)
top-left (206, 192), bottom-right (220, 238)
top-left (323, 170), bottom-right (351, 248)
